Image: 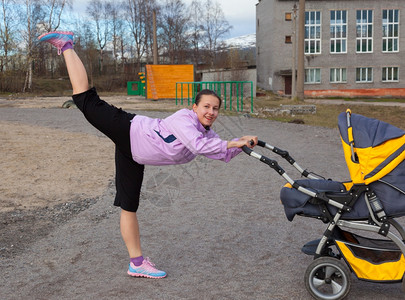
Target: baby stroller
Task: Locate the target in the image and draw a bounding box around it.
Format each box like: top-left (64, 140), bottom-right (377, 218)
top-left (243, 110), bottom-right (405, 300)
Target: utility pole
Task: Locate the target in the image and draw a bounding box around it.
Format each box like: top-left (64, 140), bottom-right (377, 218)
top-left (292, 4), bottom-right (297, 99)
top-left (153, 10), bottom-right (158, 65)
top-left (296, 0), bottom-right (305, 100)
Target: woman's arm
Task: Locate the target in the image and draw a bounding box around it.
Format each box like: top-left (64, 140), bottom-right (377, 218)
top-left (163, 109), bottom-right (228, 155)
top-left (227, 136), bottom-right (258, 149)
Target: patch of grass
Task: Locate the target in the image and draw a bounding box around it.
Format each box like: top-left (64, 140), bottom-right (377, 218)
top-left (350, 98), bottom-right (405, 103)
top-left (250, 93), bottom-right (405, 130)
top-left (31, 78), bottom-right (73, 96)
top-left (316, 96), bottom-right (405, 103)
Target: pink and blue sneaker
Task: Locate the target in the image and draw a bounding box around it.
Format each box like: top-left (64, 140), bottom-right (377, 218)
top-left (38, 31), bottom-right (74, 55)
top-left (127, 257), bottom-right (167, 279)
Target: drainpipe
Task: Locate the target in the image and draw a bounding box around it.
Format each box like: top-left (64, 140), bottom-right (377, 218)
top-left (292, 3), bottom-right (297, 98)
top-left (296, 0), bottom-right (305, 100)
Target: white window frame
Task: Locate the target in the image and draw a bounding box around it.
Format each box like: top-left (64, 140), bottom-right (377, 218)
top-left (356, 67), bottom-right (373, 83)
top-left (382, 9), bottom-right (400, 52)
top-left (330, 68), bottom-right (347, 83)
top-left (382, 67), bottom-right (399, 82)
top-left (356, 10), bottom-right (373, 53)
top-left (305, 11), bottom-right (322, 54)
top-left (305, 68), bottom-right (321, 84)
top-left (330, 10), bottom-right (347, 54)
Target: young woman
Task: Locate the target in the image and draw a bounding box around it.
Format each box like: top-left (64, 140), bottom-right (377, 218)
top-left (38, 31), bottom-right (258, 279)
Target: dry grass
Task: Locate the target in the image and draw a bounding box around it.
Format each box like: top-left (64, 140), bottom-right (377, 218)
top-left (250, 92), bottom-right (405, 130)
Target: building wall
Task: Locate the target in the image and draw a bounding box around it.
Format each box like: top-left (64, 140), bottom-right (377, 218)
top-left (146, 64), bottom-right (194, 99)
top-left (256, 0), bottom-right (405, 97)
top-left (257, 0), bottom-right (284, 92)
top-left (201, 68), bottom-right (257, 97)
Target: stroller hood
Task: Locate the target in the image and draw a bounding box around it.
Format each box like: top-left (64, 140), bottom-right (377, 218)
top-left (338, 112), bottom-right (405, 185)
top-left (281, 113), bottom-right (405, 222)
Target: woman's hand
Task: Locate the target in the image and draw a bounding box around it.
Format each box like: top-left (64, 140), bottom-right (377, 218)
top-left (227, 136), bottom-right (258, 149)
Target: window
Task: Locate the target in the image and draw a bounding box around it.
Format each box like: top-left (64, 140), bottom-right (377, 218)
top-left (356, 67), bottom-right (373, 82)
top-left (285, 35), bottom-right (292, 43)
top-left (356, 10), bottom-right (373, 53)
top-left (305, 68), bottom-right (321, 83)
top-left (330, 10), bottom-right (347, 53)
top-left (285, 12), bottom-right (292, 21)
top-left (382, 67), bottom-right (399, 82)
top-left (330, 68), bottom-right (347, 83)
top-left (382, 9), bottom-right (399, 52)
top-left (305, 11), bottom-right (321, 54)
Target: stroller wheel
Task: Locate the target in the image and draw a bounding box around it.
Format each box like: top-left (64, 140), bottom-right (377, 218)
top-left (304, 257), bottom-right (351, 300)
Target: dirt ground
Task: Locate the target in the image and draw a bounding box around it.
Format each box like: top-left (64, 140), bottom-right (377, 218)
top-left (0, 94), bottom-right (182, 213)
top-left (0, 95), bottom-right (184, 259)
top-left (1, 94), bottom-right (404, 299)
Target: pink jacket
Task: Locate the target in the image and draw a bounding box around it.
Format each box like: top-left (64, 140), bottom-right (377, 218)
top-left (130, 108), bottom-right (241, 165)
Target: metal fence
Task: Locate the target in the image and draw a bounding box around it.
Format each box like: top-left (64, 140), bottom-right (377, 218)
top-left (175, 81), bottom-right (254, 113)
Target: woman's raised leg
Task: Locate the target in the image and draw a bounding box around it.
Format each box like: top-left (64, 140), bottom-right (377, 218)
top-left (38, 31), bottom-right (88, 94)
top-left (63, 49), bottom-right (89, 95)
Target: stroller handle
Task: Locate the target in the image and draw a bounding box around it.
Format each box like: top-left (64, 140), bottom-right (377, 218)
top-left (242, 140), bottom-right (321, 180)
top-left (242, 140), bottom-right (351, 212)
top-left (242, 143), bottom-right (285, 175)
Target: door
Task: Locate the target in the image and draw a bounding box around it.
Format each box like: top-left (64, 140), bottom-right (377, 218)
top-left (285, 76), bottom-right (292, 95)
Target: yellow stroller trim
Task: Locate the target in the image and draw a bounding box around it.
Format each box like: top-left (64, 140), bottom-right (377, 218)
top-left (336, 240), bottom-right (405, 281)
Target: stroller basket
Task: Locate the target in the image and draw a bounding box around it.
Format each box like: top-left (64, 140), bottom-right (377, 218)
top-left (335, 230), bottom-right (405, 282)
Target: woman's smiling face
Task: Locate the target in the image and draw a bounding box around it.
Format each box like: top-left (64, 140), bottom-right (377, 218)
top-left (192, 94), bottom-right (220, 128)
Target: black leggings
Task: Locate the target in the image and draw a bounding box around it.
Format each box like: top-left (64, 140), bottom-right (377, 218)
top-left (72, 88), bottom-right (144, 212)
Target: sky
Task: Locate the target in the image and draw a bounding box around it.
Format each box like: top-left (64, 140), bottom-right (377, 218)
top-left (72, 0), bottom-right (257, 39)
top-left (182, 0), bottom-right (257, 38)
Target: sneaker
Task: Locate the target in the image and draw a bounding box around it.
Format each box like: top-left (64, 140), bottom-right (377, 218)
top-left (38, 31), bottom-right (74, 55)
top-left (127, 257), bottom-right (167, 279)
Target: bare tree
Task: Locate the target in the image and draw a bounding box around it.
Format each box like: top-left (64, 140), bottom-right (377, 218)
top-left (1, 0), bottom-right (233, 93)
top-left (86, 0), bottom-right (110, 73)
top-left (119, 26), bottom-right (129, 71)
top-left (39, 0), bottom-right (71, 32)
top-left (201, 0), bottom-right (232, 66)
top-left (123, 0), bottom-right (147, 68)
top-left (36, 0), bottom-right (71, 77)
top-left (188, 0), bottom-right (204, 66)
top-left (22, 0), bottom-right (42, 92)
top-left (159, 0), bottom-right (189, 64)
top-left (106, 1), bottom-right (123, 73)
top-left (0, 0), bottom-right (18, 72)
top-left (72, 18), bottom-right (99, 87)
top-left (82, 24), bottom-right (99, 87)
top-left (143, 0), bottom-right (158, 64)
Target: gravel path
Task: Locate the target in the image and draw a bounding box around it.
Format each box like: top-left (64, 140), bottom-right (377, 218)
top-left (0, 104), bottom-right (404, 299)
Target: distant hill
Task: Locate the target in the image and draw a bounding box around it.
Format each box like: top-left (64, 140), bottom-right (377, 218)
top-left (222, 33), bottom-right (256, 50)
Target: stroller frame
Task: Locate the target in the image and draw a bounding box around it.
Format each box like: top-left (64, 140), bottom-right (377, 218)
top-left (243, 135), bottom-right (405, 300)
